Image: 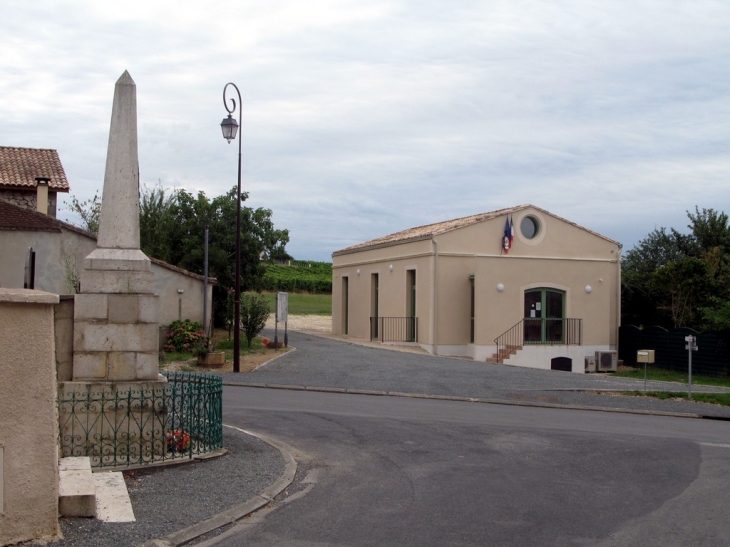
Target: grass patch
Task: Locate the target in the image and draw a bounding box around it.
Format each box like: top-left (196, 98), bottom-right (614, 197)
top-left (615, 365), bottom-right (730, 388)
top-left (262, 291), bottom-right (332, 315)
top-left (624, 391), bottom-right (730, 407)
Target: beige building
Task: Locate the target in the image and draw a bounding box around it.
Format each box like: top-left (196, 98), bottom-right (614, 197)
top-left (332, 205), bottom-right (621, 373)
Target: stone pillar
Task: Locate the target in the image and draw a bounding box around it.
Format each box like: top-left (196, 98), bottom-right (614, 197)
top-left (72, 71), bottom-right (159, 382)
top-left (0, 289), bottom-right (60, 545)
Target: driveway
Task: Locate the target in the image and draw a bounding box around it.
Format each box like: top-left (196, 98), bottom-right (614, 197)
top-left (215, 329), bottom-right (730, 419)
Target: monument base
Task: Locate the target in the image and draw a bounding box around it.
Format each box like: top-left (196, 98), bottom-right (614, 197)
top-left (58, 378), bottom-right (169, 468)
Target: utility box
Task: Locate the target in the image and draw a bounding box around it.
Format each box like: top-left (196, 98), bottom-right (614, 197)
top-left (637, 349), bottom-right (655, 363)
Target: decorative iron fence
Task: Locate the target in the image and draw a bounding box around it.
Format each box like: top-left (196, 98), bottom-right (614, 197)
top-left (370, 317), bottom-right (418, 343)
top-left (495, 318), bottom-right (582, 363)
top-left (57, 372), bottom-right (223, 469)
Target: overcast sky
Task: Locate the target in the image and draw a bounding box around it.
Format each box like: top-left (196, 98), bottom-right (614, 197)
top-left (2, 1), bottom-right (729, 261)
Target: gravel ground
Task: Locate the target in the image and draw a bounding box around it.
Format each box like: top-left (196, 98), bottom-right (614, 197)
top-left (215, 328), bottom-right (730, 419)
top-left (32, 428), bottom-right (284, 547)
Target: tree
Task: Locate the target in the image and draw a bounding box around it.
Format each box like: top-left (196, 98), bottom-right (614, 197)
top-left (137, 185), bottom-right (289, 326)
top-left (239, 292), bottom-right (270, 348)
top-left (65, 184), bottom-right (290, 327)
top-left (65, 192), bottom-right (101, 234)
top-left (622, 207), bottom-right (730, 330)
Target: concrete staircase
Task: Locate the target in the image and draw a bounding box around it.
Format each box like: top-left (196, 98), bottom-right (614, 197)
top-left (58, 457), bottom-right (135, 522)
top-left (486, 344), bottom-right (522, 364)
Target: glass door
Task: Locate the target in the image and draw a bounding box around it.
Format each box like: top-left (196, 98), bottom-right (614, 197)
top-left (524, 288), bottom-right (565, 344)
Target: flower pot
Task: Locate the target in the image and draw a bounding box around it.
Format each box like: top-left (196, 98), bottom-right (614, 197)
top-left (198, 351), bottom-right (226, 367)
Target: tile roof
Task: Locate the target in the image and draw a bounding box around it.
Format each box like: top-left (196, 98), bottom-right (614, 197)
top-left (0, 199), bottom-right (61, 232)
top-left (334, 205), bottom-right (529, 255)
top-left (0, 146), bottom-right (70, 191)
top-left (333, 204), bottom-right (620, 256)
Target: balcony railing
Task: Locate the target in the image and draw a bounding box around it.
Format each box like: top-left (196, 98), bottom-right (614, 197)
top-left (370, 316), bottom-right (418, 343)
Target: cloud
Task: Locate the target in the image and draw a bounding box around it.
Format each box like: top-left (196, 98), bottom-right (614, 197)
top-left (1, 0), bottom-right (729, 261)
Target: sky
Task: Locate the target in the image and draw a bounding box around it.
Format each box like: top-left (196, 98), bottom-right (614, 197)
top-left (1, 1), bottom-right (729, 262)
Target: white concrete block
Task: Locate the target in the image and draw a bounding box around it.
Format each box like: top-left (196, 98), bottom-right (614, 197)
top-left (107, 352), bottom-right (137, 380)
top-left (94, 472), bottom-right (135, 522)
top-left (75, 323), bottom-right (159, 352)
top-left (80, 270), bottom-right (154, 294)
top-left (138, 294), bottom-right (159, 323)
top-left (59, 468), bottom-right (96, 517)
top-left (74, 294), bottom-right (108, 320)
top-left (135, 352), bottom-right (159, 379)
top-left (72, 353), bottom-right (107, 379)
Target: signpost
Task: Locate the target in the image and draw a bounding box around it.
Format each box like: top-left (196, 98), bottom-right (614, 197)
top-left (274, 292), bottom-right (289, 350)
top-left (685, 335), bottom-right (698, 398)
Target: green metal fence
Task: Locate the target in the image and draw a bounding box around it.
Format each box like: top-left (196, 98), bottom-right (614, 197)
top-left (57, 372), bottom-right (223, 469)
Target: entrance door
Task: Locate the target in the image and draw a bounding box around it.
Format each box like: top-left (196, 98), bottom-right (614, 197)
top-left (524, 288), bottom-right (565, 344)
top-left (371, 273), bottom-right (379, 339)
top-left (406, 270), bottom-right (416, 342)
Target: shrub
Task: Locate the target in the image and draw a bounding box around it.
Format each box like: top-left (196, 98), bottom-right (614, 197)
top-left (165, 320), bottom-right (207, 354)
top-left (240, 292), bottom-right (271, 348)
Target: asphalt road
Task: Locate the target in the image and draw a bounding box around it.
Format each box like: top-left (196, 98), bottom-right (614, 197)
top-left (200, 386), bottom-right (730, 547)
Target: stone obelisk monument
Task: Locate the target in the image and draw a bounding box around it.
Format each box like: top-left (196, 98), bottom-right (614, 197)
top-left (59, 72), bottom-right (165, 465)
top-left (71, 71), bottom-right (161, 382)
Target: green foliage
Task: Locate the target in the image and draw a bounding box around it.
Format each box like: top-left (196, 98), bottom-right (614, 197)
top-left (65, 191), bottom-right (101, 234)
top-left (137, 184), bottom-right (289, 327)
top-left (622, 207), bottom-right (730, 330)
top-left (262, 291), bottom-right (332, 315)
top-left (239, 292), bottom-right (271, 348)
top-left (261, 261), bottom-right (332, 293)
top-left (164, 320), bottom-right (207, 354)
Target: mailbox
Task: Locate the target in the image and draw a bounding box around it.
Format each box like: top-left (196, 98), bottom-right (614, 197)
top-left (637, 349), bottom-right (655, 363)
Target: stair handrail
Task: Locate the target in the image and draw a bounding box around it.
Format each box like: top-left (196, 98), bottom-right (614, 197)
top-left (494, 319), bottom-right (524, 360)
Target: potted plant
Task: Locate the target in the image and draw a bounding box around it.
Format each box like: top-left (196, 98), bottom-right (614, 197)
top-left (197, 339), bottom-right (226, 367)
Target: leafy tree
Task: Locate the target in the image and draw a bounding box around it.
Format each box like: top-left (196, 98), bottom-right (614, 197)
top-left (622, 207), bottom-right (730, 330)
top-left (66, 184), bottom-right (290, 327)
top-left (239, 292), bottom-right (270, 348)
top-left (64, 192), bottom-right (101, 234)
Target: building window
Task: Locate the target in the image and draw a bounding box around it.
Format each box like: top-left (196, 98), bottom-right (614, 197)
top-left (520, 215), bottom-right (540, 239)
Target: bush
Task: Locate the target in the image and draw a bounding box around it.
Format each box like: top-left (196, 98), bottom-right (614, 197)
top-left (165, 320), bottom-right (207, 354)
top-left (240, 292), bottom-right (271, 348)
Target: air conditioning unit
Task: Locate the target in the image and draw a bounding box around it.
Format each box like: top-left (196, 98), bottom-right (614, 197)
top-left (585, 356), bottom-right (596, 373)
top-left (595, 350), bottom-right (617, 372)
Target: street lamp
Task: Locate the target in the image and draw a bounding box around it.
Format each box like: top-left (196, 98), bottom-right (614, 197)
top-left (221, 82), bottom-right (243, 373)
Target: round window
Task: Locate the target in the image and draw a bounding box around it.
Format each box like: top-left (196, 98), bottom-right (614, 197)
top-left (520, 216), bottom-right (540, 239)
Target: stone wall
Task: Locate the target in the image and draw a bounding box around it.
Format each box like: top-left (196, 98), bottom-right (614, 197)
top-left (0, 289), bottom-right (60, 545)
top-left (0, 190), bottom-right (58, 217)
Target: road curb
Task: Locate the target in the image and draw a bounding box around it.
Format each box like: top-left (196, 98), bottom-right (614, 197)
top-left (222, 381), bottom-right (712, 420)
top-left (138, 425), bottom-right (298, 547)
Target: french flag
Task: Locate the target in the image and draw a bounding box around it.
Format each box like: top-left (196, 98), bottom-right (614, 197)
top-left (503, 217), bottom-right (512, 254)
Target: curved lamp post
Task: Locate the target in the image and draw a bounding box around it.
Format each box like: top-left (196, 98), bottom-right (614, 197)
top-left (221, 82), bottom-right (242, 373)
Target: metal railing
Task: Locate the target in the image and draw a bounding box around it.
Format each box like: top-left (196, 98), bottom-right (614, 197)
top-left (370, 316), bottom-right (418, 343)
top-left (494, 318), bottom-right (582, 363)
top-left (57, 371), bottom-right (223, 469)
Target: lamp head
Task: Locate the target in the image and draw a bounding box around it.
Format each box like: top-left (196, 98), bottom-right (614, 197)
top-left (220, 114), bottom-right (239, 143)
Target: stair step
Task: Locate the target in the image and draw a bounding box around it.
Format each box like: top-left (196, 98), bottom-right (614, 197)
top-left (58, 457), bottom-right (96, 517)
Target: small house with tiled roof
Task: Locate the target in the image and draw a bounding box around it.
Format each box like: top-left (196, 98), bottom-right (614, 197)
top-left (0, 146), bottom-right (70, 218)
top-left (331, 205), bottom-right (622, 373)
